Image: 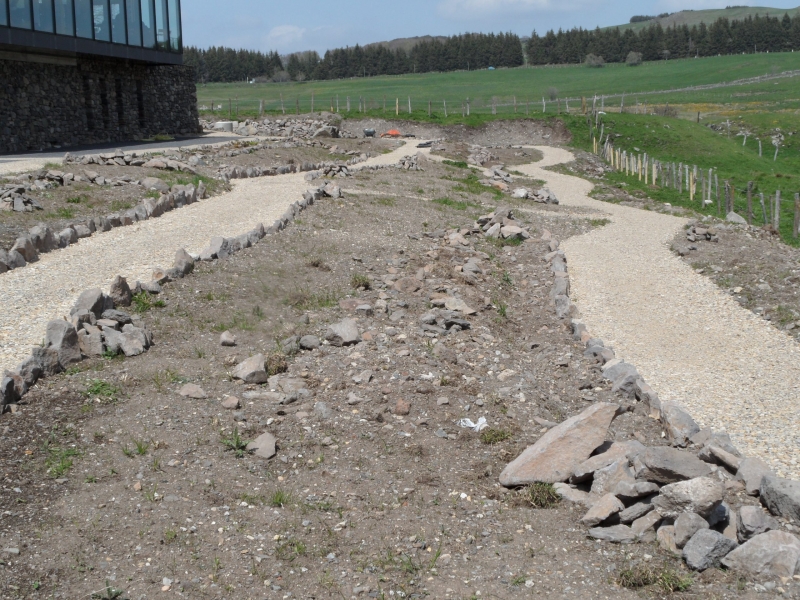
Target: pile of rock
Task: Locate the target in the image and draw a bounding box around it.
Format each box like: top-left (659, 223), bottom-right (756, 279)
top-left (513, 187), bottom-right (559, 204)
top-left (686, 223), bottom-right (720, 243)
top-left (476, 208), bottom-right (532, 242)
top-left (205, 117), bottom-right (357, 140)
top-left (316, 164), bottom-right (352, 178)
top-left (468, 146), bottom-right (499, 166)
top-left (65, 149), bottom-right (147, 167)
top-left (1, 185), bottom-right (42, 212)
top-left (396, 154), bottom-right (424, 171)
top-left (498, 237), bottom-right (800, 580)
top-left (1, 276), bottom-right (154, 408)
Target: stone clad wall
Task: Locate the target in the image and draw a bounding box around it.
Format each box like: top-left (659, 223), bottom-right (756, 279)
top-left (0, 57), bottom-right (200, 154)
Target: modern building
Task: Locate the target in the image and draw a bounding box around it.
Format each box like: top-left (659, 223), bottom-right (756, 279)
top-left (0, 0), bottom-right (199, 154)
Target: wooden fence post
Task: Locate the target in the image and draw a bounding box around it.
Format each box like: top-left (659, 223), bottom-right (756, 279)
top-left (228, 98), bottom-right (231, 119)
top-left (280, 94), bottom-right (285, 115)
top-left (383, 96), bottom-right (386, 112)
top-left (760, 193), bottom-right (767, 225)
top-left (408, 97), bottom-right (411, 114)
top-left (311, 93), bottom-right (314, 114)
top-left (443, 100), bottom-right (447, 118)
top-left (258, 99), bottom-right (263, 117)
top-left (794, 193), bottom-right (800, 238)
top-left (747, 182), bottom-right (753, 225)
top-left (774, 190), bottom-right (781, 230)
top-left (336, 95), bottom-right (339, 113)
top-left (759, 139), bottom-right (762, 157)
top-left (396, 98), bottom-right (399, 116)
top-left (514, 96), bottom-right (517, 114)
top-left (295, 97), bottom-right (299, 115)
top-left (428, 100), bottom-right (431, 117)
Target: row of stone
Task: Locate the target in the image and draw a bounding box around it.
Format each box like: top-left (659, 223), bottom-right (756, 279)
top-left (498, 237), bottom-right (800, 579)
top-left (0, 182), bottom-right (206, 275)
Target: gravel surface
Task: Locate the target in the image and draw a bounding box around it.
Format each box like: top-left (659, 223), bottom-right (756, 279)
top-left (0, 142), bottom-right (418, 372)
top-left (519, 146), bottom-right (800, 480)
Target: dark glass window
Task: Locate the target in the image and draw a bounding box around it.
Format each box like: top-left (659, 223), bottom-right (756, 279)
top-left (110, 0), bottom-right (124, 43)
top-left (54, 0), bottom-right (74, 35)
top-left (33, 0), bottom-right (54, 32)
top-left (153, 0), bottom-right (166, 50)
top-left (74, 0), bottom-right (92, 37)
top-left (125, 0), bottom-right (140, 46)
top-left (0, 0), bottom-right (8, 26)
top-left (9, 0), bottom-right (32, 28)
top-left (140, 0), bottom-right (154, 48)
top-left (92, 0), bottom-right (109, 41)
top-left (167, 0), bottom-right (179, 52)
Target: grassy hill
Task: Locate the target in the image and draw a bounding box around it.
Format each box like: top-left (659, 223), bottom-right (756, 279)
top-left (612, 6), bottom-right (800, 32)
top-left (364, 36), bottom-right (448, 53)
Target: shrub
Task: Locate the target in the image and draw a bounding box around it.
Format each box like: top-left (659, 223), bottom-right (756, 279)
top-left (626, 51), bottom-right (643, 66)
top-left (585, 54), bottom-right (605, 68)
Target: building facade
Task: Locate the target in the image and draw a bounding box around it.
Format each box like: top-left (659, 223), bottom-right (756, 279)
top-left (0, 0), bottom-right (199, 154)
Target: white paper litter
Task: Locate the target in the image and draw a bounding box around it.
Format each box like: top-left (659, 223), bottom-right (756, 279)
top-left (457, 417), bottom-right (488, 432)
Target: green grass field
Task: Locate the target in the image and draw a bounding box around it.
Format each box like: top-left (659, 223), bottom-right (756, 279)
top-left (196, 51), bottom-right (800, 244)
top-left (196, 52), bottom-right (800, 118)
top-left (613, 6), bottom-right (800, 33)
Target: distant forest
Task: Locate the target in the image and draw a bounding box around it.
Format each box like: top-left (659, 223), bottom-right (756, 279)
top-left (184, 13), bottom-right (800, 83)
top-left (184, 32), bottom-right (524, 83)
top-left (526, 13), bottom-right (800, 64)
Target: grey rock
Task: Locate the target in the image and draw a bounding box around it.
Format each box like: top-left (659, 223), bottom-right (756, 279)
top-left (632, 446), bottom-right (712, 484)
top-left (707, 501), bottom-right (730, 528)
top-left (77, 327), bottom-right (104, 357)
top-left (674, 513), bottom-right (709, 548)
top-left (602, 360), bottom-right (638, 383)
top-left (29, 225), bottom-right (57, 252)
top-left (587, 525), bottom-right (636, 544)
top-left (590, 460), bottom-right (635, 496)
top-left (570, 441), bottom-right (645, 483)
top-left (104, 325), bottom-right (148, 357)
top-left (179, 384), bottom-right (207, 399)
top-left (100, 309), bottom-right (132, 325)
top-left (247, 432), bottom-right (277, 459)
top-left (1, 376), bottom-right (20, 405)
top-left (201, 237), bottom-right (232, 260)
top-left (45, 320), bottom-right (82, 368)
top-left (631, 511), bottom-right (663, 538)
top-left (16, 356), bottom-right (43, 387)
top-left (652, 477), bottom-right (724, 519)
top-left (552, 483), bottom-right (592, 507)
top-left (174, 248), bottom-right (195, 276)
top-left (760, 476), bottom-right (800, 522)
top-left (682, 529), bottom-right (737, 571)
top-left (73, 223), bottom-right (92, 238)
top-left (141, 177), bottom-right (169, 193)
top-left (314, 401), bottom-right (332, 420)
top-left (31, 347), bottom-right (62, 377)
top-left (581, 493), bottom-right (624, 527)
top-left (6, 250), bottom-right (26, 269)
top-left (10, 236), bottom-right (38, 263)
top-left (299, 335), bottom-right (320, 350)
top-left (58, 227), bottom-right (78, 247)
top-left (614, 480), bottom-right (660, 502)
top-left (738, 506), bottom-right (779, 542)
top-left (72, 288), bottom-right (112, 317)
top-left (619, 499), bottom-right (655, 524)
top-left (499, 403), bottom-right (621, 486)
top-left (736, 457), bottom-right (774, 496)
top-left (726, 211), bottom-right (747, 225)
top-left (326, 319), bottom-right (361, 347)
top-left (660, 402), bottom-right (700, 447)
top-left (722, 531), bottom-right (800, 578)
top-left (140, 280), bottom-right (161, 294)
top-left (697, 444), bottom-right (741, 472)
top-left (220, 331), bottom-right (236, 347)
top-left (233, 354), bottom-right (269, 384)
top-left (0, 249), bottom-right (8, 273)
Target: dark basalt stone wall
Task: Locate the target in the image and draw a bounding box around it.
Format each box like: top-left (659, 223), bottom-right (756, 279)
top-left (0, 56), bottom-right (200, 154)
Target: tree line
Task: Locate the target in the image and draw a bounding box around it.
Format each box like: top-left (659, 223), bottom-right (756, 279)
top-left (527, 13), bottom-right (800, 65)
top-left (184, 32), bottom-right (523, 83)
top-left (185, 13), bottom-right (800, 83)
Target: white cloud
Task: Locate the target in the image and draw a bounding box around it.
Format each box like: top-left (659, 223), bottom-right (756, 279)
top-left (437, 0), bottom-right (587, 19)
top-left (264, 25), bottom-right (307, 49)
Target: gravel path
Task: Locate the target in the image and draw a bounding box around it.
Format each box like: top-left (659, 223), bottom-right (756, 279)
top-left (0, 142), bottom-right (418, 373)
top-left (518, 146), bottom-right (800, 479)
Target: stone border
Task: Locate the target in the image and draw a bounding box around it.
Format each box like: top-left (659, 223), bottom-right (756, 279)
top-left (542, 235), bottom-right (800, 577)
top-left (0, 182), bottom-right (334, 411)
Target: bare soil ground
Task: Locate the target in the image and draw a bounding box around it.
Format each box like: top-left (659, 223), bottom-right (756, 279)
top-left (0, 123), bottom-right (775, 599)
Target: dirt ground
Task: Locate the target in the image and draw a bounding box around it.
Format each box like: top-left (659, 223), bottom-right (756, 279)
top-left (0, 123), bottom-right (781, 600)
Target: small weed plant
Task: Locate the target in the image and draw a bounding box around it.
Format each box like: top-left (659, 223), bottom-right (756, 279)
top-left (480, 428), bottom-right (512, 444)
top-left (522, 482), bottom-right (561, 508)
top-left (221, 428), bottom-right (249, 458)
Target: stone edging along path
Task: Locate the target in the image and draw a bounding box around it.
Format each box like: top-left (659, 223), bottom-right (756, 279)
top-left (0, 142), bottom-right (422, 375)
top-left (517, 146), bottom-right (800, 481)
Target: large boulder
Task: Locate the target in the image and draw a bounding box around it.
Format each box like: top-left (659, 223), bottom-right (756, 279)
top-left (682, 529), bottom-right (738, 571)
top-left (652, 477), bottom-right (724, 520)
top-left (71, 288), bottom-right (113, 317)
top-left (31, 347), bottom-right (62, 377)
top-left (722, 531), bottom-right (800, 578)
top-left (674, 512), bottom-right (709, 548)
top-left (760, 476), bottom-right (800, 522)
top-left (10, 236), bottom-right (38, 263)
top-left (659, 402), bottom-right (700, 447)
top-left (499, 403), bottom-right (620, 486)
top-left (44, 320), bottom-right (82, 368)
top-left (570, 441), bottom-right (644, 483)
top-left (590, 460), bottom-right (635, 496)
top-left (632, 446), bottom-right (712, 484)
top-left (29, 225), bottom-right (58, 252)
top-left (325, 319), bottom-right (361, 347)
top-left (174, 248), bottom-right (195, 276)
top-left (233, 354), bottom-right (269, 384)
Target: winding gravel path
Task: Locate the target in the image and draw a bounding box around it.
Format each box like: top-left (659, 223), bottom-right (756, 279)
top-left (0, 142), bottom-right (417, 373)
top-left (518, 147), bottom-right (800, 479)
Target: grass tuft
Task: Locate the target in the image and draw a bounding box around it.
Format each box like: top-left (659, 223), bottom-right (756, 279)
top-left (480, 428), bottom-right (512, 444)
top-left (522, 482), bottom-right (561, 508)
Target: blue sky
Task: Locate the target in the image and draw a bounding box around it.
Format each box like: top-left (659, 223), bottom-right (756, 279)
top-left (182, 0), bottom-right (800, 54)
